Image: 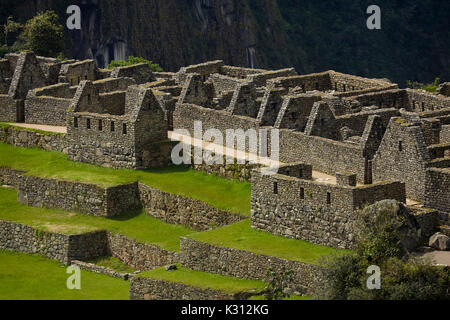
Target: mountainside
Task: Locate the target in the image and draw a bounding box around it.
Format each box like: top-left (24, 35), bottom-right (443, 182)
top-left (1, 0), bottom-right (449, 85)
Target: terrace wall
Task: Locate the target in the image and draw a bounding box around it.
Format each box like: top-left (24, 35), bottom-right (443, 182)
top-left (0, 220), bottom-right (108, 264)
top-left (180, 238), bottom-right (323, 295)
top-left (107, 232), bottom-right (179, 271)
top-left (0, 125), bottom-right (66, 152)
top-left (138, 183), bottom-right (245, 231)
top-left (130, 277), bottom-right (248, 300)
top-left (0, 167), bottom-right (25, 188)
top-left (17, 176), bottom-right (141, 217)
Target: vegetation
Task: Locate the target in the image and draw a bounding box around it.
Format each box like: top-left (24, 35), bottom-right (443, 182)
top-left (316, 203), bottom-right (450, 300)
top-left (0, 143), bottom-right (251, 215)
top-left (108, 56), bottom-right (163, 72)
top-left (0, 187), bottom-right (193, 252)
top-left (264, 268), bottom-right (295, 300)
top-left (1, 11), bottom-right (64, 57)
top-left (407, 77), bottom-right (441, 93)
top-left (0, 250), bottom-right (129, 300)
top-left (86, 256), bottom-right (136, 274)
top-left (137, 264), bottom-right (267, 294)
top-left (188, 220), bottom-right (350, 265)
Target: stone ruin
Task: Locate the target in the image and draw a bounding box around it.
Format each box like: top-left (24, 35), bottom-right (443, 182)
top-left (0, 51), bottom-right (449, 249)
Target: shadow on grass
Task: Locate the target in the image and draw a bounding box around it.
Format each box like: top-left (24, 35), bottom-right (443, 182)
top-left (138, 164), bottom-right (191, 175)
top-left (107, 209), bottom-right (144, 222)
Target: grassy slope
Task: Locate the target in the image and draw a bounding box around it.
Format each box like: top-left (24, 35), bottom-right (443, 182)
top-left (0, 143), bottom-right (251, 215)
top-left (0, 187), bottom-right (193, 252)
top-left (188, 220), bottom-right (351, 265)
top-left (0, 250), bottom-right (129, 300)
top-left (137, 264), bottom-right (267, 294)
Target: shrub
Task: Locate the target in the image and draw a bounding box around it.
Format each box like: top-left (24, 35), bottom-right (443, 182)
top-left (316, 201), bottom-right (450, 300)
top-left (407, 77), bottom-right (441, 93)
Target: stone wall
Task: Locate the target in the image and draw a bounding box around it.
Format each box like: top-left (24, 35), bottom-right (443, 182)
top-left (0, 95), bottom-right (21, 122)
top-left (0, 220), bottom-right (108, 264)
top-left (278, 129), bottom-right (368, 183)
top-left (180, 237), bottom-right (323, 295)
top-left (17, 176), bottom-right (141, 217)
top-left (425, 168), bottom-right (450, 217)
top-left (0, 167), bottom-right (26, 188)
top-left (0, 125), bottom-right (66, 153)
top-left (438, 83), bottom-right (450, 97)
top-left (71, 260), bottom-right (134, 280)
top-left (173, 103), bottom-right (261, 153)
top-left (251, 170), bottom-right (406, 249)
top-left (138, 183), bottom-right (245, 231)
top-left (111, 63), bottom-right (156, 84)
top-left (59, 59), bottom-right (96, 86)
top-left (130, 277), bottom-right (256, 300)
top-left (107, 232), bottom-right (179, 271)
top-left (24, 95), bottom-right (71, 126)
top-left (406, 89), bottom-right (450, 112)
top-left (372, 118), bottom-right (430, 201)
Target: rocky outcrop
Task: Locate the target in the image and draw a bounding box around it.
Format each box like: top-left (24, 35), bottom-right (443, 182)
top-left (429, 232), bottom-right (450, 251)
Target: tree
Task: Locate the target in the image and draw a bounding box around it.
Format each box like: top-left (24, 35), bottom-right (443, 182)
top-left (22, 11), bottom-right (64, 57)
top-left (3, 16), bottom-right (23, 46)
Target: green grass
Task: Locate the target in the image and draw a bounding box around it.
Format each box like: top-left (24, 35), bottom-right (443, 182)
top-left (188, 220), bottom-right (351, 265)
top-left (137, 264), bottom-right (267, 294)
top-left (0, 187), bottom-right (193, 252)
top-left (0, 143), bottom-right (251, 215)
top-left (86, 256), bottom-right (136, 274)
top-left (0, 250), bottom-right (129, 300)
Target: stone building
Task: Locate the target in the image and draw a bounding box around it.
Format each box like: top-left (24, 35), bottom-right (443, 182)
top-left (251, 164), bottom-right (406, 249)
top-left (66, 80), bottom-right (172, 169)
top-left (1, 52), bottom-right (448, 245)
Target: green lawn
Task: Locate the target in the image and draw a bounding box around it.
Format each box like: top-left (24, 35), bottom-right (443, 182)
top-left (0, 187), bottom-right (194, 252)
top-left (188, 220), bottom-right (351, 265)
top-left (0, 143), bottom-right (251, 215)
top-left (0, 250), bottom-right (129, 300)
top-left (137, 264), bottom-right (267, 294)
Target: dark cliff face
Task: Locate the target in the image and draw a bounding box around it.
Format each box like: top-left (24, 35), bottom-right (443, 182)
top-left (1, 0), bottom-right (449, 85)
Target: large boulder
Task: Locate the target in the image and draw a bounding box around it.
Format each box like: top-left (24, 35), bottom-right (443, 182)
top-left (429, 232), bottom-right (450, 251)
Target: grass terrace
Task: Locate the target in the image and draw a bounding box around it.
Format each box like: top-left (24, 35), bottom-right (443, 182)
top-left (0, 143), bottom-right (251, 215)
top-left (188, 220), bottom-right (351, 265)
top-left (0, 250), bottom-right (129, 300)
top-left (0, 187), bottom-right (193, 252)
top-left (136, 264), bottom-right (267, 294)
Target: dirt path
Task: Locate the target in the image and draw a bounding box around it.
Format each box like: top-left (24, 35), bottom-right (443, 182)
top-left (11, 123), bottom-right (67, 134)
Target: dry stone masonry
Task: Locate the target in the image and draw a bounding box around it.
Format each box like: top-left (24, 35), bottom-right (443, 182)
top-left (0, 51), bottom-right (449, 299)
